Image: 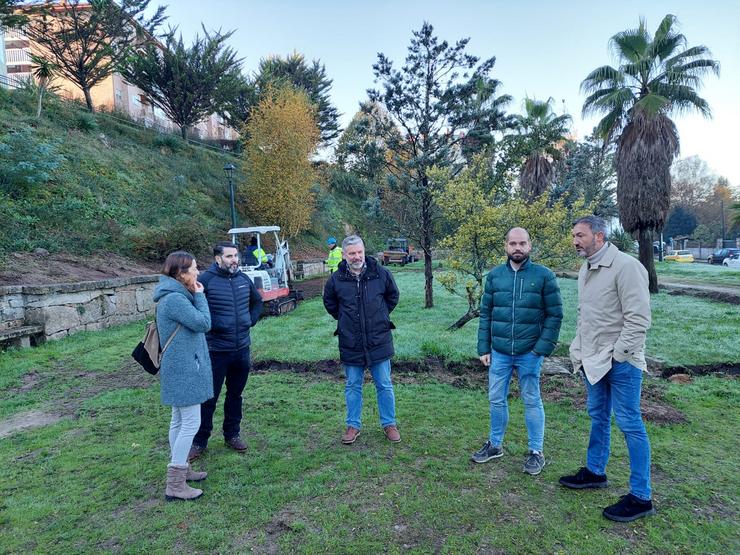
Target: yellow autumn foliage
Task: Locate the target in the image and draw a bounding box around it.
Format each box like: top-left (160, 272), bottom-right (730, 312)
top-left (242, 86), bottom-right (320, 238)
top-left (433, 157), bottom-right (590, 319)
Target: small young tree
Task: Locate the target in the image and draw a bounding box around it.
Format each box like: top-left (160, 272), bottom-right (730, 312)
top-left (30, 53), bottom-right (57, 118)
top-left (122, 28), bottom-right (242, 139)
top-left (23, 0), bottom-right (166, 112)
top-left (435, 157), bottom-right (588, 329)
top-left (242, 86), bottom-right (320, 238)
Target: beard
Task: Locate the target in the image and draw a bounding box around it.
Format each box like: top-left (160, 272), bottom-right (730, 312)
top-left (507, 252), bottom-right (529, 263)
top-left (219, 261), bottom-right (238, 274)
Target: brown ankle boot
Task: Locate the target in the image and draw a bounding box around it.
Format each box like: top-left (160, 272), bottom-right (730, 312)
top-left (165, 464), bottom-right (203, 501)
top-left (186, 464), bottom-right (207, 482)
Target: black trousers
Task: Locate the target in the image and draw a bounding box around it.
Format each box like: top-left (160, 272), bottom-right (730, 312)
top-left (193, 347), bottom-right (250, 447)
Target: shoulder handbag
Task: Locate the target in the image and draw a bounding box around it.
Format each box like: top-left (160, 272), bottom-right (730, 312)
top-left (131, 306), bottom-right (181, 375)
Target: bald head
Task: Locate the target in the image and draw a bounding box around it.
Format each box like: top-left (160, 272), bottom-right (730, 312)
top-left (505, 227), bottom-right (532, 267)
top-left (505, 227), bottom-right (530, 243)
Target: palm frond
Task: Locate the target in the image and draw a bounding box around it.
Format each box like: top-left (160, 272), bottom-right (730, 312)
top-left (609, 28), bottom-right (650, 63)
top-left (580, 65), bottom-right (622, 94)
top-left (633, 93), bottom-right (670, 116)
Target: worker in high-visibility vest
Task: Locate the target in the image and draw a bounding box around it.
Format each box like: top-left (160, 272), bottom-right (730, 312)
top-left (325, 236), bottom-right (342, 273)
top-left (243, 236), bottom-right (269, 268)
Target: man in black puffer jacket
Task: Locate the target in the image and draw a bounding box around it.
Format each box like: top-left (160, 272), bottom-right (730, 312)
top-left (323, 235), bottom-right (401, 445)
top-left (189, 241), bottom-right (263, 461)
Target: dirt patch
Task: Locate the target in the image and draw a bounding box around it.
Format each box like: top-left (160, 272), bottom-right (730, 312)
top-left (0, 409), bottom-right (64, 439)
top-left (0, 251), bottom-right (160, 285)
top-left (292, 276), bottom-right (326, 301)
top-left (661, 363), bottom-right (739, 378)
top-left (664, 286), bottom-right (740, 305)
top-left (253, 358), bottom-right (690, 425)
top-left (1, 359), bottom-right (152, 437)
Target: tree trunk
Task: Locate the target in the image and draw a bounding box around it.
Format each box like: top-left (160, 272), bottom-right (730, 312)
top-left (36, 87), bottom-right (44, 119)
top-left (447, 308), bottom-right (480, 330)
top-left (421, 178), bottom-right (434, 308)
top-left (638, 227), bottom-right (659, 294)
top-left (83, 87), bottom-right (94, 112)
top-left (181, 126), bottom-right (187, 140)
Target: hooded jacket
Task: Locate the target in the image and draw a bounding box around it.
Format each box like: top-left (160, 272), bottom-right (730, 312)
top-left (153, 276), bottom-right (214, 407)
top-left (198, 262), bottom-right (263, 352)
top-left (323, 257), bottom-right (399, 366)
top-left (477, 258), bottom-right (563, 357)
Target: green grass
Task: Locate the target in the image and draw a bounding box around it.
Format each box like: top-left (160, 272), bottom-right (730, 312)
top-left (1, 269), bottom-right (738, 553)
top-left (656, 261), bottom-right (740, 287)
top-left (1, 354), bottom-right (738, 553)
top-left (253, 272), bottom-right (740, 367)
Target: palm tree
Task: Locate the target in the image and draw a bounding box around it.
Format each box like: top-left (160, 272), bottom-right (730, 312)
top-left (582, 14), bottom-right (719, 292)
top-left (516, 97), bottom-right (571, 202)
top-left (30, 54), bottom-right (57, 119)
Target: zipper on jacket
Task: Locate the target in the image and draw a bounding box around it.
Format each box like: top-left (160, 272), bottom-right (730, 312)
top-left (230, 276), bottom-right (239, 350)
top-left (511, 268), bottom-right (517, 355)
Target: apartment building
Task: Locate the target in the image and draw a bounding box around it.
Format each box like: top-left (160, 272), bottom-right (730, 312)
top-left (1, 28), bottom-right (237, 143)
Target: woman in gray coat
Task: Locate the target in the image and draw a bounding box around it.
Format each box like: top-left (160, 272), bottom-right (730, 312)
top-left (153, 251), bottom-right (214, 501)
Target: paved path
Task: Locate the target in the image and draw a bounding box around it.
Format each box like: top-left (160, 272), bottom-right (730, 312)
top-left (558, 270), bottom-right (740, 303)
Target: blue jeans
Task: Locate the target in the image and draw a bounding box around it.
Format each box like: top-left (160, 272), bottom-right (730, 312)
top-left (584, 359), bottom-right (652, 501)
top-left (488, 350), bottom-right (545, 452)
top-left (344, 359), bottom-right (396, 429)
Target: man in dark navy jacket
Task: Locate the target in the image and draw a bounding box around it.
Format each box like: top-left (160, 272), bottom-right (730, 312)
top-left (323, 235), bottom-right (401, 445)
top-left (189, 242), bottom-right (263, 460)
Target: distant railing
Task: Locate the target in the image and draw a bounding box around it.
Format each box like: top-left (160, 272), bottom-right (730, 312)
top-left (94, 109), bottom-right (240, 156)
top-left (0, 73), bottom-right (25, 90)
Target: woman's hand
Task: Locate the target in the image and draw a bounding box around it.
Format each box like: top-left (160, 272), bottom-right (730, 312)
top-left (192, 280), bottom-right (204, 294)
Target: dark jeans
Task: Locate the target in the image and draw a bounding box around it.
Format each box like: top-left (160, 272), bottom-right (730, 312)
top-left (193, 347), bottom-right (250, 447)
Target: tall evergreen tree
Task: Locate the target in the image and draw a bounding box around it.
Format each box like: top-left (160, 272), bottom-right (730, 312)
top-left (367, 22), bottom-right (511, 308)
top-left (220, 52), bottom-right (341, 145)
top-left (22, 0), bottom-right (166, 112)
top-left (122, 28), bottom-right (242, 139)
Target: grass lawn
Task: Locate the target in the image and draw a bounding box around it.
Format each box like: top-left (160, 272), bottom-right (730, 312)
top-left (1, 269), bottom-right (738, 553)
top-left (655, 261), bottom-right (740, 287)
top-left (254, 272), bottom-right (740, 367)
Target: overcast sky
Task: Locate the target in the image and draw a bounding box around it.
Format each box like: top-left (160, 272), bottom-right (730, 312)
top-left (158, 0), bottom-right (740, 187)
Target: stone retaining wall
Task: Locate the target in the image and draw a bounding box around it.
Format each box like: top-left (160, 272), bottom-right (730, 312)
top-left (0, 275), bottom-right (159, 341)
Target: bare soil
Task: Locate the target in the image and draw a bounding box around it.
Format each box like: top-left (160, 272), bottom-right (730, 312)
top-left (0, 251), bottom-right (159, 285)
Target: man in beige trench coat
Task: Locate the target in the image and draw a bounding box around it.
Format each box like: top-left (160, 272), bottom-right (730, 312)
top-left (559, 215), bottom-right (656, 523)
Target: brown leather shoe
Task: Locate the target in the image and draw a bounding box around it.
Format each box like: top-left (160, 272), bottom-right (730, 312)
top-left (341, 426), bottom-right (360, 444)
top-left (225, 436), bottom-right (247, 452)
top-left (188, 443), bottom-right (205, 462)
top-left (384, 425), bottom-right (401, 443)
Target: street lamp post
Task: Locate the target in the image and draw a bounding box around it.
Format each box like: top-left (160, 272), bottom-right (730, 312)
top-left (223, 163), bottom-right (237, 231)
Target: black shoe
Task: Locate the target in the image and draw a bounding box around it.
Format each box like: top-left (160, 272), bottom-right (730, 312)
top-left (225, 436), bottom-right (247, 452)
top-left (559, 467), bottom-right (609, 489)
top-left (471, 440), bottom-right (503, 463)
top-left (603, 494), bottom-right (656, 522)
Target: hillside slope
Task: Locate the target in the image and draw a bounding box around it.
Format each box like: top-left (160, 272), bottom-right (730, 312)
top-left (0, 87), bottom-right (382, 269)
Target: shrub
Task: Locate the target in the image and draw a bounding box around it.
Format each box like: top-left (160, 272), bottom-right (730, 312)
top-left (75, 112), bottom-right (99, 132)
top-left (0, 126), bottom-right (65, 198)
top-left (609, 228), bottom-right (635, 253)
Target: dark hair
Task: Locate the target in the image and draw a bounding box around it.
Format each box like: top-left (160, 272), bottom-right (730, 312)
top-left (213, 241), bottom-right (237, 256)
top-left (249, 236), bottom-right (257, 246)
top-left (573, 215), bottom-right (608, 238)
top-left (162, 251), bottom-right (195, 280)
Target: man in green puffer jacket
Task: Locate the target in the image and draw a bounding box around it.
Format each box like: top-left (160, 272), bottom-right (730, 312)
top-left (471, 227), bottom-right (563, 476)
